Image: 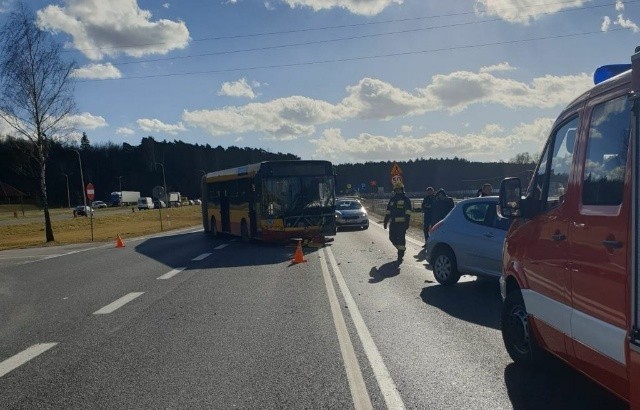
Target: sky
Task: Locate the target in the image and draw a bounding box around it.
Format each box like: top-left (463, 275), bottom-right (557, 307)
top-left (0, 0), bottom-right (639, 164)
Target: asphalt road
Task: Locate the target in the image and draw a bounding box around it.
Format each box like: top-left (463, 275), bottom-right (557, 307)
top-left (0, 222), bottom-right (628, 409)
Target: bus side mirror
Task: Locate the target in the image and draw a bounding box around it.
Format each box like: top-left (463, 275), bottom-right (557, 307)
top-left (498, 177), bottom-right (522, 218)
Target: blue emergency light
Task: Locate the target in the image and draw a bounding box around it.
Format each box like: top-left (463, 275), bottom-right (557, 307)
top-left (594, 64), bottom-right (632, 85)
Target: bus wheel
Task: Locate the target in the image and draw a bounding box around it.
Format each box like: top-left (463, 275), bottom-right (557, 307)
top-left (241, 219), bottom-right (250, 243)
top-left (210, 217), bottom-right (219, 237)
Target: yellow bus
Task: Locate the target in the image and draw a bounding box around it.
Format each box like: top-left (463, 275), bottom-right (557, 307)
top-left (201, 160), bottom-right (336, 242)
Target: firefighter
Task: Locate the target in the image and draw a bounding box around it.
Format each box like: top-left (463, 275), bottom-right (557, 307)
top-left (383, 181), bottom-right (412, 262)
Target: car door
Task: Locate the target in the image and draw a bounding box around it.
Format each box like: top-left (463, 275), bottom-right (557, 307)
top-left (518, 116), bottom-right (580, 359)
top-left (568, 91), bottom-right (631, 395)
top-left (459, 200), bottom-right (504, 277)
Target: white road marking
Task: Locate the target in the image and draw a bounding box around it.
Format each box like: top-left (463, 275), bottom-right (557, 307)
top-left (325, 247), bottom-right (406, 410)
top-left (0, 343), bottom-right (58, 378)
top-left (318, 248), bottom-right (372, 410)
top-left (214, 244), bottom-right (228, 250)
top-left (93, 292), bottom-right (144, 315)
top-left (157, 267), bottom-right (186, 280)
top-left (192, 253), bottom-right (211, 261)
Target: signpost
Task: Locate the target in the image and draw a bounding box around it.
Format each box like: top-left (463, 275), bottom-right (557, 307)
top-left (390, 162), bottom-right (403, 187)
top-left (86, 183), bottom-right (95, 241)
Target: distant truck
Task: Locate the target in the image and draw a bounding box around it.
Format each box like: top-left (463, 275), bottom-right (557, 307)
top-left (110, 191), bottom-right (140, 207)
top-left (168, 192), bottom-right (181, 207)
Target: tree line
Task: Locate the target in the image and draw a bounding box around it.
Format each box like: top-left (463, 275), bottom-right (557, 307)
top-left (0, 134), bottom-right (535, 207)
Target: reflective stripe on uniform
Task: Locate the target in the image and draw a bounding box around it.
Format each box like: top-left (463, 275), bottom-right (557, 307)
top-left (405, 210), bottom-right (412, 215)
top-left (394, 217), bottom-right (405, 222)
top-left (397, 245), bottom-right (406, 250)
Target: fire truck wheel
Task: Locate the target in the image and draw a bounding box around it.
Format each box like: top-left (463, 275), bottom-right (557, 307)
top-left (501, 290), bottom-right (542, 365)
top-left (431, 247), bottom-right (460, 285)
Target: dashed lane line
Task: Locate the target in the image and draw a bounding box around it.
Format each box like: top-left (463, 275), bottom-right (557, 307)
top-left (93, 292), bottom-right (144, 315)
top-left (157, 267), bottom-right (186, 280)
top-left (214, 244), bottom-right (228, 250)
top-left (0, 343), bottom-right (58, 378)
top-left (191, 253), bottom-right (211, 261)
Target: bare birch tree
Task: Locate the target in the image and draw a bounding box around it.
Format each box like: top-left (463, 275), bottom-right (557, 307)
top-left (0, 4), bottom-right (75, 242)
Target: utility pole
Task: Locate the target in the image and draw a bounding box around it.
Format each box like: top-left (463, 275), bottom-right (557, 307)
top-left (118, 175), bottom-right (123, 193)
top-left (155, 162), bottom-right (168, 207)
top-left (72, 149), bottom-right (86, 209)
top-left (62, 173), bottom-right (70, 208)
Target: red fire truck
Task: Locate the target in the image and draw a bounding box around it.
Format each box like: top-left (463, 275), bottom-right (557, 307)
top-left (498, 47), bottom-right (640, 407)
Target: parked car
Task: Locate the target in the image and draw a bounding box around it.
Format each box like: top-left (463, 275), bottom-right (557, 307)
top-left (335, 197), bottom-right (369, 230)
top-left (137, 197), bottom-right (155, 210)
top-left (425, 196), bottom-right (511, 285)
top-left (91, 200), bottom-right (107, 209)
top-left (153, 199), bottom-right (166, 208)
top-left (74, 205), bottom-right (93, 216)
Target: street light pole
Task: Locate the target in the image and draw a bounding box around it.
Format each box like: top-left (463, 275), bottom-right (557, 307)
top-left (72, 149), bottom-right (86, 209)
top-left (155, 162), bottom-right (168, 207)
top-left (118, 175), bottom-right (123, 192)
top-left (62, 173), bottom-right (70, 208)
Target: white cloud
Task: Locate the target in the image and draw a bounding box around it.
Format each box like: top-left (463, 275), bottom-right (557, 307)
top-left (616, 0), bottom-right (624, 11)
top-left (0, 0), bottom-right (14, 13)
top-left (264, 2), bottom-right (275, 10)
top-left (480, 62), bottom-right (516, 73)
top-left (72, 63), bottom-right (122, 79)
top-left (36, 0), bottom-right (190, 61)
top-left (183, 96), bottom-right (341, 139)
top-left (400, 125), bottom-right (413, 133)
top-left (281, 0), bottom-right (402, 16)
top-left (602, 16), bottom-right (612, 31)
top-left (311, 119), bottom-right (554, 163)
top-left (162, 3), bottom-right (170, 8)
top-left (116, 127), bottom-right (135, 135)
top-left (64, 112), bottom-right (108, 130)
top-left (184, 68), bottom-right (590, 140)
top-left (218, 78), bottom-right (258, 99)
top-left (615, 13), bottom-right (639, 32)
top-left (137, 118), bottom-right (187, 135)
top-left (474, 0), bottom-right (587, 24)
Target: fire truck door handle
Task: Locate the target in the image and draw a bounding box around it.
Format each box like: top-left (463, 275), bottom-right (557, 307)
top-left (551, 233), bottom-right (566, 241)
top-left (602, 240), bottom-right (623, 249)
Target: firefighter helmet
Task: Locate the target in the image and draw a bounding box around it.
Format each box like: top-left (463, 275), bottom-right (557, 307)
top-left (393, 181), bottom-right (404, 191)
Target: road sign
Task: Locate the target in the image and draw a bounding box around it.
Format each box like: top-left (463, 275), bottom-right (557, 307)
top-left (86, 183), bottom-right (95, 201)
top-left (390, 163), bottom-right (402, 176)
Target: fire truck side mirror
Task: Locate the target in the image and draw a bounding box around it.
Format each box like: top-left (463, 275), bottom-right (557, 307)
top-left (498, 177), bottom-right (522, 218)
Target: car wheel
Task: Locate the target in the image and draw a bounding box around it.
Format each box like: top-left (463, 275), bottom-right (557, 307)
top-left (501, 289), bottom-right (542, 365)
top-left (241, 219), bottom-right (250, 243)
top-left (432, 247), bottom-right (460, 285)
top-left (210, 216), bottom-right (219, 237)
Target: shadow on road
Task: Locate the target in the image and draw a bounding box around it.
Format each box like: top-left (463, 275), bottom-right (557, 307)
top-left (419, 278), bottom-right (502, 329)
top-left (504, 360), bottom-right (628, 409)
top-left (134, 231), bottom-right (324, 270)
top-left (368, 261), bottom-right (400, 283)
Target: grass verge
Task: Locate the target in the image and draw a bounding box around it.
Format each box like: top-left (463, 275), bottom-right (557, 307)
top-left (0, 206), bottom-right (202, 250)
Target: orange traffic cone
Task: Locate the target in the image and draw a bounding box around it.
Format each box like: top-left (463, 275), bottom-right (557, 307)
top-left (115, 234), bottom-right (125, 248)
top-left (291, 239), bottom-right (307, 263)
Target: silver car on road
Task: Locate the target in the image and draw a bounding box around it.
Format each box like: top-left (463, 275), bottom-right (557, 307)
top-left (425, 196), bottom-right (511, 285)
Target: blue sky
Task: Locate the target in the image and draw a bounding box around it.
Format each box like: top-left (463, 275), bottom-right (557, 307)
top-left (1, 0), bottom-right (639, 164)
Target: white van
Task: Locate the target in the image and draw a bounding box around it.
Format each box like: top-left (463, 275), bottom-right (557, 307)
top-left (137, 197), bottom-right (154, 210)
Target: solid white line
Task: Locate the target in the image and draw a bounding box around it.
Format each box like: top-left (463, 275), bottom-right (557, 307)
top-left (157, 267), bottom-right (186, 280)
top-left (192, 253), bottom-right (211, 261)
top-left (326, 247), bottom-right (406, 410)
top-left (319, 248), bottom-right (372, 410)
top-left (214, 244), bottom-right (228, 250)
top-left (0, 343), bottom-right (58, 378)
top-left (93, 292), bottom-right (144, 315)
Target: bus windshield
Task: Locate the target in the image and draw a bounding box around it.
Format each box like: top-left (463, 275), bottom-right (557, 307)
top-left (263, 176), bottom-right (335, 216)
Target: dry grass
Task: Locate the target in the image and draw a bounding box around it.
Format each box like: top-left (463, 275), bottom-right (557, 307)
top-left (0, 205), bottom-right (202, 250)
